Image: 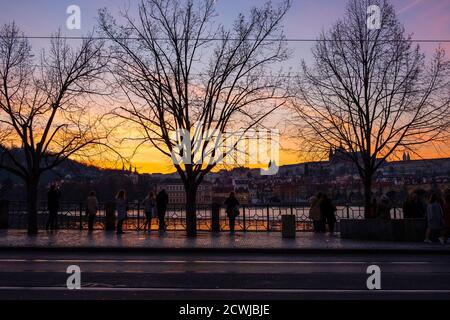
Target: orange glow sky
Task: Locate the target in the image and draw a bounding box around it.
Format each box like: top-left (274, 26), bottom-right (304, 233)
top-left (1, 0), bottom-right (449, 173)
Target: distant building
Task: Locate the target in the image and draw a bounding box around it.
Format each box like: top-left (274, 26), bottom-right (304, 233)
top-left (212, 185), bottom-right (234, 204)
top-left (156, 179), bottom-right (212, 205)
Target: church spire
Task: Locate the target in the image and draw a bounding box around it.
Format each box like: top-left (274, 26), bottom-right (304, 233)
top-left (402, 150), bottom-right (410, 162)
top-left (329, 147), bottom-right (334, 162)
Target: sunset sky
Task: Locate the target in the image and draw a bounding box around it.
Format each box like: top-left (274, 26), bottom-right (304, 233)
top-left (0, 0), bottom-right (449, 173)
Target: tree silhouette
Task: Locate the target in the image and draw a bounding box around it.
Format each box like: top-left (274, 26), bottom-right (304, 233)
top-left (293, 0), bottom-right (450, 216)
top-left (0, 23), bottom-right (108, 234)
top-left (99, 0), bottom-right (290, 236)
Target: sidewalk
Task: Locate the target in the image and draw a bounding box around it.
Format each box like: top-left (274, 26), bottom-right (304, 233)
top-left (0, 229), bottom-right (449, 253)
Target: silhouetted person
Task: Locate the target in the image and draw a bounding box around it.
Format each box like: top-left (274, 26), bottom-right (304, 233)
top-left (143, 191), bottom-right (156, 233)
top-left (377, 195), bottom-right (391, 220)
top-left (156, 189), bottom-right (169, 231)
top-left (224, 192), bottom-right (240, 233)
top-left (309, 194), bottom-right (324, 232)
top-left (309, 196), bottom-right (322, 232)
top-left (403, 191), bottom-right (426, 219)
top-left (116, 190), bottom-right (128, 235)
top-left (320, 194), bottom-right (337, 234)
top-left (46, 184), bottom-right (60, 231)
top-left (443, 190), bottom-right (450, 244)
top-left (424, 193), bottom-right (444, 244)
top-left (86, 191), bottom-right (98, 231)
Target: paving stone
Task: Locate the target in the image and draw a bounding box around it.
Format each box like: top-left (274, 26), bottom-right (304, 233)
top-left (0, 230), bottom-right (448, 252)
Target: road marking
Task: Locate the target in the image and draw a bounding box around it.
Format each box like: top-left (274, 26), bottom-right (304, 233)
top-left (0, 259), bottom-right (431, 265)
top-left (0, 286), bottom-right (449, 294)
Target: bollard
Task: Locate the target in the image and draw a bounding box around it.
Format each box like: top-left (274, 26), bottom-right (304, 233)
top-left (281, 214), bottom-right (296, 239)
top-left (211, 203), bottom-right (220, 232)
top-left (0, 200), bottom-right (9, 229)
top-left (105, 201), bottom-right (116, 231)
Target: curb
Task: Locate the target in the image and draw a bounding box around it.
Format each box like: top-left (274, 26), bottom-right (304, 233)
top-left (0, 246), bottom-right (449, 254)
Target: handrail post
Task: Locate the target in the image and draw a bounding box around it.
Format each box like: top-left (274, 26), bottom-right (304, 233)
top-left (290, 204), bottom-right (294, 232)
top-left (211, 203), bottom-right (220, 232)
top-left (266, 205), bottom-right (270, 231)
top-left (243, 205), bottom-right (246, 232)
top-left (137, 201), bottom-right (140, 231)
top-left (79, 202), bottom-right (83, 231)
top-left (0, 200), bottom-right (9, 229)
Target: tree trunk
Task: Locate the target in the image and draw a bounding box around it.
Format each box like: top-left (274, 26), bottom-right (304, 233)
top-left (363, 174), bottom-right (373, 219)
top-left (26, 177), bottom-right (39, 235)
top-left (185, 185), bottom-right (198, 237)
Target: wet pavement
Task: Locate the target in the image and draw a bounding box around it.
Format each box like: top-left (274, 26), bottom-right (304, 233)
top-left (0, 229), bottom-right (448, 253)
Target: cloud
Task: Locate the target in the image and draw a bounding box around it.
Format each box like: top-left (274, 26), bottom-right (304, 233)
top-left (397, 0), bottom-right (426, 15)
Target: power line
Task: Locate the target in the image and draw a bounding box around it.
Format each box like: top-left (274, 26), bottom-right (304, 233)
top-left (15, 36), bottom-right (450, 43)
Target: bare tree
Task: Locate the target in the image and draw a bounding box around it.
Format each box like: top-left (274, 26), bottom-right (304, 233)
top-left (98, 0), bottom-right (290, 236)
top-left (293, 0), bottom-right (450, 215)
top-left (0, 23), bottom-right (108, 234)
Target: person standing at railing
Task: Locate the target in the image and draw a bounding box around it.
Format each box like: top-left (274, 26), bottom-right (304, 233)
top-left (320, 194), bottom-right (337, 234)
top-left (142, 191), bottom-right (156, 233)
top-left (443, 190), bottom-right (450, 244)
top-left (424, 193), bottom-right (445, 244)
top-left (309, 194), bottom-right (324, 233)
top-left (116, 190), bottom-right (128, 235)
top-left (46, 184), bottom-right (61, 231)
top-left (156, 189), bottom-right (169, 231)
top-left (403, 191), bottom-right (426, 219)
top-left (224, 192), bottom-right (240, 234)
top-left (86, 191), bottom-right (99, 232)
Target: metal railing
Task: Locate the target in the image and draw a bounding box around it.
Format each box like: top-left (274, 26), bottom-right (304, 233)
top-left (4, 201), bottom-right (404, 232)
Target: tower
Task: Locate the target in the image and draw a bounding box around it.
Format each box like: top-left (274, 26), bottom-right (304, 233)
top-left (402, 150), bottom-right (410, 162)
top-left (329, 147), bottom-right (334, 162)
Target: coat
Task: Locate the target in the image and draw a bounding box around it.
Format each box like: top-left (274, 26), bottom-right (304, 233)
top-left (47, 189), bottom-right (60, 211)
top-left (403, 200), bottom-right (426, 219)
top-left (427, 202), bottom-right (444, 229)
top-left (309, 201), bottom-right (322, 221)
top-left (444, 201), bottom-right (450, 228)
top-left (156, 191), bottom-right (169, 211)
top-left (224, 196), bottom-right (240, 217)
top-left (116, 198), bottom-right (128, 220)
top-left (309, 199), bottom-right (322, 220)
top-left (320, 198), bottom-right (336, 222)
top-left (86, 195), bottom-right (98, 216)
top-left (143, 196), bottom-right (156, 214)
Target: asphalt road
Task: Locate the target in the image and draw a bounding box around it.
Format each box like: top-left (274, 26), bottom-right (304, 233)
top-left (0, 250), bottom-right (449, 300)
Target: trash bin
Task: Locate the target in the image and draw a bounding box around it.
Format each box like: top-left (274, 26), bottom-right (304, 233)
top-left (0, 200), bottom-right (9, 229)
top-left (282, 214), bottom-right (296, 238)
top-left (211, 203), bottom-right (220, 232)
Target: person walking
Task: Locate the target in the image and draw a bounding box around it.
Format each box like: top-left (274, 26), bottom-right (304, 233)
top-left (443, 190), bottom-right (450, 244)
top-left (116, 190), bottom-right (128, 235)
top-left (309, 194), bottom-right (323, 232)
top-left (142, 191), bottom-right (156, 233)
top-left (424, 193), bottom-right (445, 244)
top-left (320, 194), bottom-right (337, 234)
top-left (46, 184), bottom-right (61, 231)
top-left (86, 191), bottom-right (99, 232)
top-left (156, 189), bottom-right (169, 231)
top-left (224, 192), bottom-right (240, 233)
